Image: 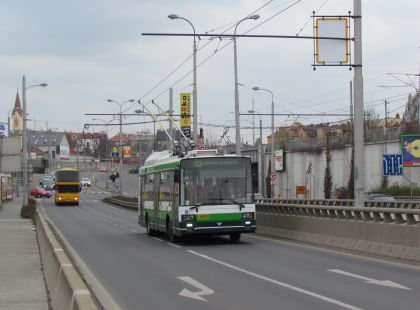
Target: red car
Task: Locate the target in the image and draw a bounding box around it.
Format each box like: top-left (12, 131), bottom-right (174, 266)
top-left (30, 187), bottom-right (52, 198)
top-left (99, 167), bottom-right (107, 172)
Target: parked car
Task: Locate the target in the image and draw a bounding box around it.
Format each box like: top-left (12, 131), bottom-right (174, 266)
top-left (81, 177), bottom-right (91, 187)
top-left (99, 167), bottom-right (107, 172)
top-left (30, 187), bottom-right (52, 198)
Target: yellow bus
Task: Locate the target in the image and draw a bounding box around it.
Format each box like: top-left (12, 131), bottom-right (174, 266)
top-left (54, 168), bottom-right (81, 206)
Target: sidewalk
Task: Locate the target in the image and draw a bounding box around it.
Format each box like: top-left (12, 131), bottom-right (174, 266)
top-left (0, 197), bottom-right (49, 309)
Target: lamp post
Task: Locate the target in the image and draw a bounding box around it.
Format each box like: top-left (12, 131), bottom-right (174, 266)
top-left (107, 98), bottom-right (135, 194)
top-left (233, 15), bottom-right (260, 155)
top-left (168, 14), bottom-right (198, 143)
top-left (92, 118), bottom-right (111, 189)
top-left (22, 75), bottom-right (47, 207)
top-left (253, 86), bottom-right (275, 198)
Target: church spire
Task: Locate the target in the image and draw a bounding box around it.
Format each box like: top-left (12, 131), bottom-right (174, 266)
top-left (13, 90), bottom-right (23, 116)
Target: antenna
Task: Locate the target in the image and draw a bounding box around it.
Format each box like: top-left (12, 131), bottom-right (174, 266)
top-left (151, 100), bottom-right (198, 154)
top-left (151, 100), bottom-right (189, 141)
top-left (137, 101), bottom-right (173, 142)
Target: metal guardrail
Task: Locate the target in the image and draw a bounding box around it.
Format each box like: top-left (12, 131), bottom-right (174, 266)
top-left (103, 196), bottom-right (137, 210)
top-left (256, 199), bottom-right (420, 225)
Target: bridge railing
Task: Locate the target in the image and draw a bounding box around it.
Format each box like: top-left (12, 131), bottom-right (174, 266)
top-left (256, 199), bottom-right (420, 225)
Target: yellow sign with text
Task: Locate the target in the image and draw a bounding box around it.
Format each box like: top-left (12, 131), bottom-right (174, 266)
top-left (180, 93), bottom-right (191, 138)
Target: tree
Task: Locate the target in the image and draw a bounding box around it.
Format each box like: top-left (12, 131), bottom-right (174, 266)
top-left (364, 107), bottom-right (381, 130)
top-left (324, 136), bottom-right (332, 199)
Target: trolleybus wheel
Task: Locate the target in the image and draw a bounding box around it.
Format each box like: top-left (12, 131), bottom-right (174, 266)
top-left (229, 232), bottom-right (241, 242)
top-left (167, 219), bottom-right (179, 243)
top-left (146, 215), bottom-right (154, 236)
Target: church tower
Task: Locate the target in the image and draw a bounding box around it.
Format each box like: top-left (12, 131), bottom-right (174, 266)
top-left (11, 91), bottom-right (23, 136)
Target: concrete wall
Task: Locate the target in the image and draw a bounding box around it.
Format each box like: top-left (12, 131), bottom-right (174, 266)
top-left (257, 213), bottom-right (420, 264)
top-left (36, 210), bottom-right (98, 310)
top-left (274, 141), bottom-right (420, 199)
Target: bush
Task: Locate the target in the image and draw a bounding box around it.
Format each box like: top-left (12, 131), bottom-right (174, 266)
top-left (21, 198), bottom-right (37, 219)
top-left (371, 185), bottom-right (420, 197)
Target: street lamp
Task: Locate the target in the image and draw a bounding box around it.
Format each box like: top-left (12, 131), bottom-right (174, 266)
top-left (233, 14), bottom-right (260, 155)
top-left (22, 75), bottom-right (47, 207)
top-left (168, 14), bottom-right (198, 143)
top-left (92, 118), bottom-right (111, 189)
top-left (107, 98), bottom-right (135, 194)
top-left (253, 86), bottom-right (275, 198)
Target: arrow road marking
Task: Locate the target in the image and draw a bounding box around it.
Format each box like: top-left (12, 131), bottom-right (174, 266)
top-left (328, 269), bottom-right (411, 290)
top-left (187, 250), bottom-right (361, 310)
top-left (177, 276), bottom-right (214, 301)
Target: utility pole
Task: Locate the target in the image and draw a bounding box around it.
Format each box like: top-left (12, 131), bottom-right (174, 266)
top-left (353, 0), bottom-right (365, 207)
top-left (258, 118), bottom-right (264, 196)
top-left (384, 100), bottom-right (388, 128)
top-left (169, 88), bottom-right (174, 148)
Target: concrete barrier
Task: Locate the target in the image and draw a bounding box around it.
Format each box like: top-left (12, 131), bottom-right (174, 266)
top-left (36, 210), bottom-right (98, 310)
top-left (256, 212), bottom-right (420, 264)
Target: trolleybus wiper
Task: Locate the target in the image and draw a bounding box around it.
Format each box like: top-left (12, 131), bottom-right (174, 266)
top-left (226, 198), bottom-right (246, 211)
top-left (189, 203), bottom-right (203, 211)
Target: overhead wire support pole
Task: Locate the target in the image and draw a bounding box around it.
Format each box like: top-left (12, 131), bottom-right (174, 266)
top-left (353, 0), bottom-right (364, 207)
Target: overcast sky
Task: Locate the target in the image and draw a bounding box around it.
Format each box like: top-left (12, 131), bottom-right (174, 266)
top-left (0, 0), bottom-right (419, 144)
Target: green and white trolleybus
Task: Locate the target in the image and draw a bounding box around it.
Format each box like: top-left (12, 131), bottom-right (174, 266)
top-left (138, 149), bottom-right (256, 242)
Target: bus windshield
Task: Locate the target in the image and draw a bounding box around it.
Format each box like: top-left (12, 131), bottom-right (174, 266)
top-left (55, 184), bottom-right (80, 193)
top-left (180, 157), bottom-right (252, 206)
top-left (55, 170), bottom-right (80, 182)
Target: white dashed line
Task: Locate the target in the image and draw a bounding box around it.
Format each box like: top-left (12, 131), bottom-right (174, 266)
top-left (167, 242), bottom-right (181, 248)
top-left (187, 250), bottom-right (362, 310)
top-left (152, 237), bottom-right (164, 242)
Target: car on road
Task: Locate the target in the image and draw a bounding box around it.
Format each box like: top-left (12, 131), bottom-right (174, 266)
top-left (365, 193), bottom-right (396, 201)
top-left (42, 179), bottom-right (55, 191)
top-left (39, 175), bottom-right (54, 186)
top-left (81, 177), bottom-right (92, 187)
top-left (99, 167), bottom-right (107, 172)
top-left (30, 187), bottom-right (52, 198)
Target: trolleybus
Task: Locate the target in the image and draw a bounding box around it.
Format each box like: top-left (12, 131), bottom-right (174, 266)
top-left (138, 149), bottom-right (256, 242)
top-left (54, 168), bottom-right (81, 205)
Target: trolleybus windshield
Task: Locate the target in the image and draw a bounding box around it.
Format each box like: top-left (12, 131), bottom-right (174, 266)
top-left (180, 157), bottom-right (252, 206)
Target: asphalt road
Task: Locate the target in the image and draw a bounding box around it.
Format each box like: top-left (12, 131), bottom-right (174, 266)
top-left (39, 187), bottom-right (420, 310)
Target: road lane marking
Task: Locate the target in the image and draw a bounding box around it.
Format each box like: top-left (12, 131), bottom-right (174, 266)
top-left (177, 276), bottom-right (214, 301)
top-left (328, 269), bottom-right (411, 290)
top-left (167, 242), bottom-right (181, 248)
top-left (152, 237), bottom-right (164, 242)
top-left (187, 250), bottom-right (362, 310)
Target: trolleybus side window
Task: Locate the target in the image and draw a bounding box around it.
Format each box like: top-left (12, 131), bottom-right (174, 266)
top-left (144, 174), bottom-right (154, 201)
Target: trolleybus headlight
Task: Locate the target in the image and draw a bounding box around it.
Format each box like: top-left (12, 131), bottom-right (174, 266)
top-left (182, 214), bottom-right (195, 222)
top-left (186, 223), bottom-right (194, 228)
top-left (242, 212), bottom-right (254, 219)
top-left (245, 221), bottom-right (251, 225)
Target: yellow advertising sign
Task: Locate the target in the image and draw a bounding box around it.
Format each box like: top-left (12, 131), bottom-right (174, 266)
top-left (180, 93), bottom-right (191, 138)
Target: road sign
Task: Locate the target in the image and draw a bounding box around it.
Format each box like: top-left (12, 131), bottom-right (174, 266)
top-left (71, 133), bottom-right (77, 141)
top-left (270, 172), bottom-right (276, 181)
top-left (383, 154), bottom-right (402, 176)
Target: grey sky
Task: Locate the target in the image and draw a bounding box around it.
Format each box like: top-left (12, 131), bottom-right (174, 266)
top-left (1, 0), bottom-right (419, 143)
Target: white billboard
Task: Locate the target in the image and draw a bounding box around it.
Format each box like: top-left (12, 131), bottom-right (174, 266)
top-left (0, 137), bottom-right (22, 172)
top-left (315, 17), bottom-right (349, 65)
